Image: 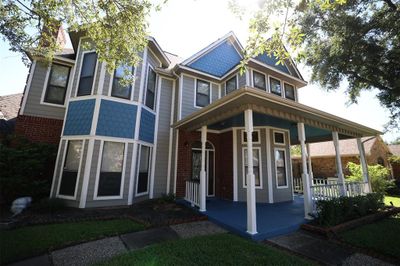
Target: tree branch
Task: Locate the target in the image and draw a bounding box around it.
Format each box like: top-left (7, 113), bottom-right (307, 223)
top-left (382, 0), bottom-right (397, 11)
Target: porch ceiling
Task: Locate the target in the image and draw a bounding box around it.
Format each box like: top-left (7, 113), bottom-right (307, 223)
top-left (172, 87), bottom-right (381, 142)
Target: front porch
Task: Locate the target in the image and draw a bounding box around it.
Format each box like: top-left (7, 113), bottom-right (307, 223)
top-left (205, 196), bottom-right (305, 241)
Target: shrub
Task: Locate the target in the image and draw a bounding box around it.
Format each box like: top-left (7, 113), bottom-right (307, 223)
top-left (346, 162), bottom-right (394, 194)
top-left (30, 198), bottom-right (67, 213)
top-left (315, 193), bottom-right (384, 227)
top-left (0, 136), bottom-right (57, 205)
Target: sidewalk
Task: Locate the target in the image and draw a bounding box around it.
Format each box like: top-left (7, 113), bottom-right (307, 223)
top-left (268, 231), bottom-right (394, 266)
top-left (8, 221), bottom-right (226, 266)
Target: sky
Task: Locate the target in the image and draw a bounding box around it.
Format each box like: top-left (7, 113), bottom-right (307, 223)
top-left (0, 0), bottom-right (398, 143)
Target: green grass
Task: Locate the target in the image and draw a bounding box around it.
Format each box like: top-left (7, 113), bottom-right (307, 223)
top-left (98, 233), bottom-right (313, 266)
top-left (0, 219), bottom-right (144, 265)
top-left (340, 214), bottom-right (400, 259)
top-left (384, 196), bottom-right (400, 207)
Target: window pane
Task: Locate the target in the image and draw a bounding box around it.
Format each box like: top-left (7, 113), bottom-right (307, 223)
top-left (45, 85), bottom-right (66, 104)
top-left (192, 150), bottom-right (201, 180)
top-left (274, 132), bottom-right (285, 144)
top-left (77, 52), bottom-right (97, 96)
top-left (145, 91), bottom-right (155, 110)
top-left (98, 142), bottom-right (124, 197)
top-left (244, 149), bottom-right (261, 187)
top-left (197, 80), bottom-right (210, 95)
top-left (270, 77), bottom-right (281, 96)
top-left (275, 150), bottom-right (287, 187)
top-left (226, 76), bottom-right (237, 94)
top-left (284, 83), bottom-right (295, 100)
top-left (49, 64), bottom-right (70, 87)
top-left (137, 146), bottom-right (151, 194)
top-left (59, 140), bottom-right (82, 196)
top-left (112, 65), bottom-right (133, 99)
top-left (145, 68), bottom-right (156, 109)
top-left (253, 71), bottom-right (266, 90)
top-left (196, 94), bottom-right (209, 107)
top-left (243, 131), bottom-right (259, 143)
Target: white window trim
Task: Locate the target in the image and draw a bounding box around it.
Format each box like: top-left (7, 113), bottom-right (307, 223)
top-left (252, 70), bottom-right (267, 91)
top-left (143, 64), bottom-right (158, 111)
top-left (242, 147), bottom-right (263, 189)
top-left (273, 130), bottom-right (286, 146)
top-left (135, 144), bottom-right (152, 197)
top-left (224, 73), bottom-right (238, 95)
top-left (194, 78), bottom-right (211, 108)
top-left (241, 129), bottom-right (261, 144)
top-left (93, 140), bottom-right (127, 200)
top-left (108, 65), bottom-right (137, 101)
top-left (75, 50), bottom-right (98, 97)
top-left (274, 147), bottom-right (289, 189)
top-left (40, 63), bottom-right (72, 107)
top-left (56, 139), bottom-right (85, 200)
top-left (283, 81), bottom-right (297, 101)
top-left (268, 75), bottom-right (283, 97)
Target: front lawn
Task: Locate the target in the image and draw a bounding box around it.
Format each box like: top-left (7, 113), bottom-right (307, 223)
top-left (384, 196), bottom-right (400, 207)
top-left (99, 233), bottom-right (313, 266)
top-left (340, 214), bottom-right (400, 259)
top-left (0, 219), bottom-right (144, 265)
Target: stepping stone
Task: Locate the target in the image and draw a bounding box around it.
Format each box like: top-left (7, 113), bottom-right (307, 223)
top-left (8, 255), bottom-right (51, 266)
top-left (51, 237), bottom-right (126, 266)
top-left (170, 221), bottom-right (227, 239)
top-left (120, 227), bottom-right (179, 250)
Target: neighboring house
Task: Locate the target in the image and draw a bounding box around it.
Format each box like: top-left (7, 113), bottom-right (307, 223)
top-left (292, 136), bottom-right (393, 179)
top-left (0, 93), bottom-right (23, 138)
top-left (17, 29), bottom-right (381, 236)
top-left (389, 144), bottom-right (400, 180)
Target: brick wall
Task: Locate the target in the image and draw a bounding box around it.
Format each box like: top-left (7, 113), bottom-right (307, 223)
top-left (15, 115), bottom-right (63, 144)
top-left (176, 130), bottom-right (233, 200)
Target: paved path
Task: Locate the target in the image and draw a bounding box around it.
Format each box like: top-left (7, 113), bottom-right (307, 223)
top-left (268, 231), bottom-right (394, 266)
top-left (8, 221), bottom-right (226, 266)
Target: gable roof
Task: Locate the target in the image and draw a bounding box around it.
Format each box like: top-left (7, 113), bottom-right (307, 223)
top-left (389, 144), bottom-right (400, 156)
top-left (0, 93), bottom-right (23, 120)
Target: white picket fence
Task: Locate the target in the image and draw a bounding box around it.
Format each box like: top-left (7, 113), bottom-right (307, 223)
top-left (185, 180), bottom-right (200, 207)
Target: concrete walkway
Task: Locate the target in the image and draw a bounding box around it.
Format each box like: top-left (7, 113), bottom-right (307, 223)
top-left (8, 221), bottom-right (226, 266)
top-left (268, 231), bottom-right (394, 266)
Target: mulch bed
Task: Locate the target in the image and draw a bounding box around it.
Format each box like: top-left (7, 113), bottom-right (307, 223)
top-left (0, 199), bottom-right (206, 229)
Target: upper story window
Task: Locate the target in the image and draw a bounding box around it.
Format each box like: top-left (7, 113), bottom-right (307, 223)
top-left (269, 77), bottom-right (282, 96)
top-left (77, 52), bottom-right (97, 96)
top-left (112, 65), bottom-right (134, 100)
top-left (196, 79), bottom-right (210, 107)
top-left (225, 75), bottom-right (237, 94)
top-left (44, 64), bottom-right (71, 105)
top-left (284, 83), bottom-right (295, 101)
top-left (145, 67), bottom-right (157, 110)
top-left (253, 71), bottom-right (266, 90)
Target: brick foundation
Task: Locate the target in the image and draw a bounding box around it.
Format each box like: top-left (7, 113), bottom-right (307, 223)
top-left (176, 130), bottom-right (233, 200)
top-left (15, 115), bottom-right (63, 144)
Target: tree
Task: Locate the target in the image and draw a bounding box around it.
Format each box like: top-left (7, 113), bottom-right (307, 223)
top-left (230, 0), bottom-right (400, 128)
top-left (0, 0), bottom-right (162, 75)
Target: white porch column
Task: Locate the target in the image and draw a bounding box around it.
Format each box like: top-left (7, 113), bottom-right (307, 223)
top-left (357, 138), bottom-right (371, 193)
top-left (298, 123), bottom-right (313, 219)
top-left (306, 143), bottom-right (314, 182)
top-left (332, 131), bottom-right (346, 196)
top-left (245, 109), bottom-right (257, 235)
top-left (199, 125), bottom-right (207, 212)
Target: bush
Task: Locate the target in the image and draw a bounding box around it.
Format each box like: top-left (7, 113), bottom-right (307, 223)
top-left (30, 198), bottom-right (67, 213)
top-left (0, 136), bottom-right (57, 205)
top-left (346, 162), bottom-right (394, 194)
top-left (315, 193), bottom-right (384, 226)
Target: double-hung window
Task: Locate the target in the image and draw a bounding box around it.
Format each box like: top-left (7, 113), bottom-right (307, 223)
top-left (111, 65), bottom-right (134, 99)
top-left (137, 145), bottom-right (151, 195)
top-left (243, 148), bottom-right (261, 187)
top-left (275, 149), bottom-right (288, 187)
top-left (59, 140), bottom-right (82, 197)
top-left (284, 83), bottom-right (295, 101)
top-left (253, 71), bottom-right (266, 90)
top-left (196, 79), bottom-right (210, 107)
top-left (270, 77), bottom-right (282, 96)
top-left (225, 75), bottom-right (237, 94)
top-left (44, 64), bottom-right (70, 105)
top-left (97, 141), bottom-right (125, 197)
top-left (77, 52), bottom-right (97, 96)
top-left (145, 67), bottom-right (157, 110)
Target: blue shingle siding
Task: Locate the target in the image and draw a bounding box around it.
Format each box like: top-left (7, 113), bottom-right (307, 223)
top-left (96, 100), bottom-right (137, 139)
top-left (255, 53), bottom-right (290, 74)
top-left (188, 40), bottom-right (242, 78)
top-left (63, 99), bottom-right (95, 135)
top-left (139, 108), bottom-right (155, 143)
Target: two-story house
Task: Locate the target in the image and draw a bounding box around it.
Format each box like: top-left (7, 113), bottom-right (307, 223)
top-left (16, 30), bottom-right (380, 237)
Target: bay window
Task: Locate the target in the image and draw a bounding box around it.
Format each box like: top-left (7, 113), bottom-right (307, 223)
top-left (145, 67), bottom-right (157, 110)
top-left (270, 77), bottom-right (282, 96)
top-left (275, 149), bottom-right (288, 187)
top-left (253, 71), bottom-right (266, 90)
top-left (137, 145), bottom-right (151, 195)
top-left (225, 75), bottom-right (237, 94)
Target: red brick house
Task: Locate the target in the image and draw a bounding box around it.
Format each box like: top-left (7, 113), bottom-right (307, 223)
top-left (292, 136), bottom-right (393, 179)
top-left (389, 144), bottom-right (400, 180)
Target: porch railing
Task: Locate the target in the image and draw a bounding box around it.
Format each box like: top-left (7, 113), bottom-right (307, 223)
top-left (185, 180), bottom-right (200, 207)
top-left (293, 178), bottom-right (337, 193)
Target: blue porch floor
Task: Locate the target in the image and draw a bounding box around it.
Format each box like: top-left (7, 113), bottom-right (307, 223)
top-left (204, 195), bottom-right (307, 241)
